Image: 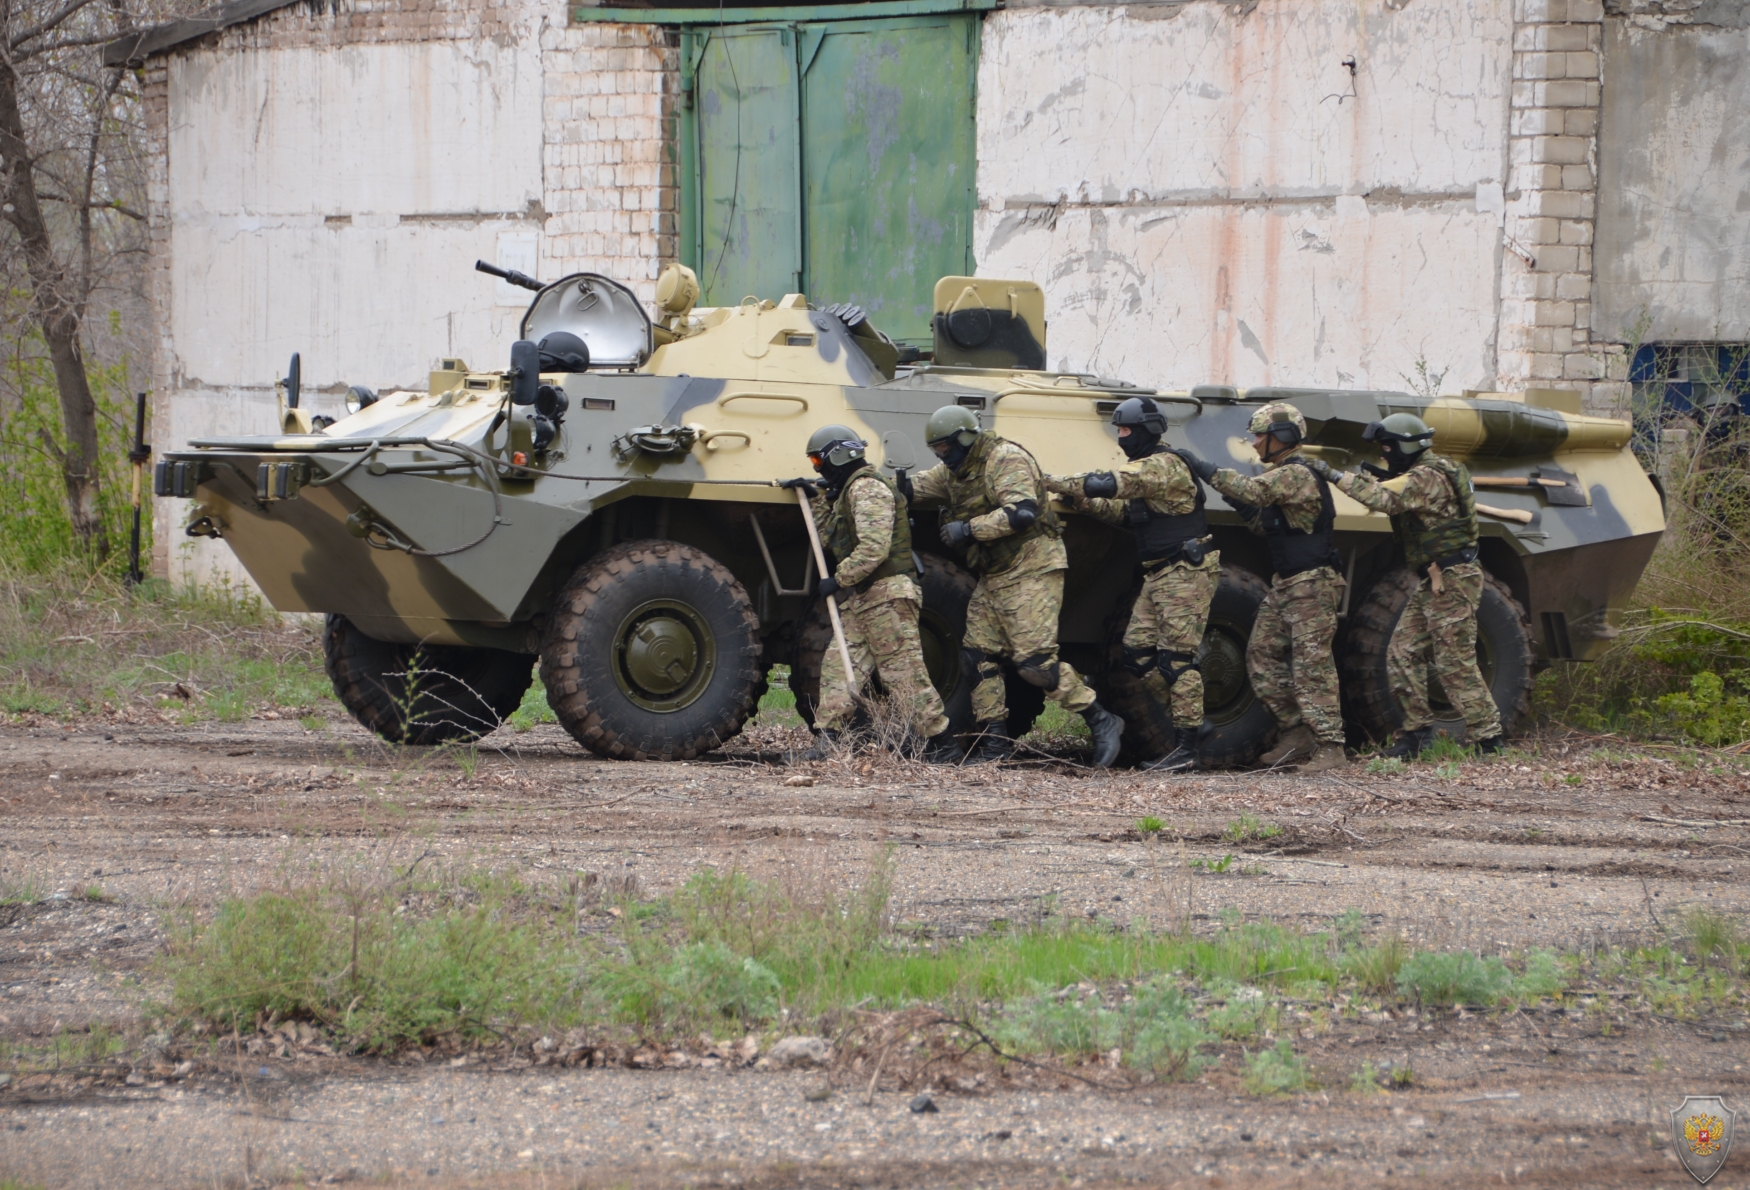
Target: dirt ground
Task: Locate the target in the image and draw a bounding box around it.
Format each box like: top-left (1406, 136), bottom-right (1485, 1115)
top-left (3, 713), bottom-right (1750, 1189)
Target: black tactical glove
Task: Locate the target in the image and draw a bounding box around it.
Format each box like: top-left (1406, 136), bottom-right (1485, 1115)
top-left (940, 520), bottom-right (973, 550)
top-left (1082, 471), bottom-right (1118, 499)
top-left (1228, 499), bottom-right (1261, 523)
top-left (817, 576), bottom-right (842, 599)
top-left (1360, 462), bottom-right (1392, 480)
top-left (1304, 457), bottom-right (1346, 483)
top-left (778, 477), bottom-right (820, 493)
top-left (1179, 450), bottom-right (1218, 483)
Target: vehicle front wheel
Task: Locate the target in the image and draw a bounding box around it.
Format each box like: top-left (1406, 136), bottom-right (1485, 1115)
top-left (540, 539), bottom-right (763, 760)
top-left (322, 614), bottom-right (534, 746)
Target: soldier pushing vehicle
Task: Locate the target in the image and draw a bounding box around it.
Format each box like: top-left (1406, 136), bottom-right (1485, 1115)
top-left (1309, 414), bottom-right (1505, 758)
top-left (912, 405), bottom-right (1127, 767)
top-left (782, 425), bottom-right (955, 763)
top-left (1048, 397), bottom-right (1219, 772)
top-left (1182, 404), bottom-right (1349, 774)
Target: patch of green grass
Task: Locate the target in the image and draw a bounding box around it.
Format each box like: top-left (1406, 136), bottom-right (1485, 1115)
top-left (1020, 701), bottom-right (1088, 747)
top-left (1190, 854), bottom-right (1235, 873)
top-left (508, 681), bottom-right (557, 733)
top-left (1342, 934), bottom-right (1408, 995)
top-left (1242, 1039), bottom-right (1310, 1096)
top-left (0, 1022), bottom-right (127, 1073)
top-left (299, 713), bottom-right (326, 732)
top-left (993, 978), bottom-right (1214, 1080)
top-left (1350, 1060), bottom-right (1385, 1095)
top-left (1563, 772), bottom-right (1585, 787)
top-left (753, 665), bottom-right (804, 727)
top-left (1434, 761), bottom-right (1462, 780)
top-left (1420, 734), bottom-right (1473, 763)
top-left (1136, 816), bottom-right (1165, 836)
top-left (1221, 814), bottom-right (1283, 845)
top-left (1687, 908), bottom-right (1742, 971)
top-left (1365, 757), bottom-right (1405, 775)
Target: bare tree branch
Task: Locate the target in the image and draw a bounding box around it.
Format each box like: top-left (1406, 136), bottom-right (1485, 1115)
top-left (9, 0), bottom-right (106, 51)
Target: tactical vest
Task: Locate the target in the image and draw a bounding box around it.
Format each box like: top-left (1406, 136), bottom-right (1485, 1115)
top-left (1258, 458), bottom-right (1343, 579)
top-left (823, 468), bottom-right (915, 594)
top-left (1125, 448), bottom-right (1209, 564)
top-left (1393, 454), bottom-right (1479, 572)
top-left (945, 433), bottom-right (1061, 575)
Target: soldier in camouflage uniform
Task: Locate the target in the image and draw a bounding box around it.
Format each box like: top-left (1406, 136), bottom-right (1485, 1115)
top-left (1181, 403), bottom-right (1348, 773)
top-left (1049, 397), bottom-right (1219, 771)
top-left (780, 425), bottom-right (954, 762)
top-left (1308, 413), bottom-right (1505, 756)
top-left (912, 406), bottom-right (1126, 766)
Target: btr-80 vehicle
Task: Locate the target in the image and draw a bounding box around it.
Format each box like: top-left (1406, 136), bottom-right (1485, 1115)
top-left (157, 264), bottom-right (1665, 767)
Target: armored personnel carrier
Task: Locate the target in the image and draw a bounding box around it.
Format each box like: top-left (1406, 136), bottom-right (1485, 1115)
top-left (157, 264), bottom-right (1664, 766)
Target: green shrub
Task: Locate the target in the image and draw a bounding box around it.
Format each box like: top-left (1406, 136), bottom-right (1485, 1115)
top-left (1242, 1040), bottom-right (1310, 1095)
top-left (1656, 670), bottom-right (1750, 748)
top-left (162, 884), bottom-right (586, 1052)
top-left (1395, 951), bottom-right (1512, 1007)
top-left (620, 941), bottom-right (780, 1025)
top-left (993, 977), bottom-right (1212, 1080)
top-left (1343, 935), bottom-right (1408, 995)
top-left (1514, 948), bottom-right (1569, 1000)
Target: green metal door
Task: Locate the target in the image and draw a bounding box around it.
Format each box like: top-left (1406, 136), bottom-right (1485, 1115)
top-left (690, 26), bottom-right (802, 307)
top-left (682, 12), bottom-right (978, 346)
top-left (800, 16), bottom-right (976, 344)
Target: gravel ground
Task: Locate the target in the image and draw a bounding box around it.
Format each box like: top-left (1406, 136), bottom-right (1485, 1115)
top-left (3, 715), bottom-right (1750, 1188)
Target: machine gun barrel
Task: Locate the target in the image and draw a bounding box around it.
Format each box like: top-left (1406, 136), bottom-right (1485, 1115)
top-left (474, 259), bottom-right (544, 292)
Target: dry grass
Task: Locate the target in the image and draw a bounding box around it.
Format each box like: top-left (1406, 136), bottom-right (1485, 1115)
top-left (0, 561), bottom-right (332, 722)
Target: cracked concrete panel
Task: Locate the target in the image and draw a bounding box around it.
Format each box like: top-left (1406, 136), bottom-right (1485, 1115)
top-left (169, 40), bottom-right (543, 217)
top-left (977, 0), bottom-right (1513, 203)
top-left (1593, 21), bottom-right (1750, 341)
top-left (976, 200), bottom-right (1500, 392)
top-left (169, 219), bottom-right (529, 392)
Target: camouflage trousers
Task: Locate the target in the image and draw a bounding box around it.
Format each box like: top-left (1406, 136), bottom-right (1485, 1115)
top-left (1122, 552), bottom-right (1221, 728)
top-left (817, 577), bottom-right (951, 740)
top-left (964, 564), bottom-right (1097, 723)
top-left (1388, 561), bottom-right (1503, 739)
top-left (1248, 566), bottom-right (1345, 745)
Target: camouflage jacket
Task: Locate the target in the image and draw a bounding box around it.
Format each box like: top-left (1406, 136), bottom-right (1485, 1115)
top-left (1209, 453), bottom-right (1325, 535)
top-left (809, 471), bottom-right (905, 589)
top-left (913, 436), bottom-right (1064, 574)
top-left (1047, 449), bottom-right (1198, 525)
top-left (1338, 459), bottom-right (1460, 519)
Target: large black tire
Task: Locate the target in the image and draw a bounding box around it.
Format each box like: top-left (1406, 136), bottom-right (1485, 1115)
top-left (790, 554), bottom-right (983, 743)
top-left (1197, 566), bottom-right (1279, 769)
top-left (540, 540), bottom-right (763, 760)
top-left (322, 614), bottom-right (534, 746)
top-left (1341, 567), bottom-right (1534, 743)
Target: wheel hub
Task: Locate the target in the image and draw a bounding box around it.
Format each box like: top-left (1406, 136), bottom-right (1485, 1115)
top-left (1200, 622), bottom-right (1253, 724)
top-left (613, 600), bottom-right (717, 712)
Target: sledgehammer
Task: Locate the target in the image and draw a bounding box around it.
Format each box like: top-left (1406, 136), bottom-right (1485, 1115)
top-left (793, 486), bottom-right (858, 694)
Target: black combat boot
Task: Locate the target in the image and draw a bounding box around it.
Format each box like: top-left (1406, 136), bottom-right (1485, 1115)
top-left (920, 729), bottom-right (962, 765)
top-left (1474, 734), bottom-right (1506, 756)
top-left (1145, 725), bottom-right (1199, 773)
top-left (1082, 702), bottom-right (1125, 769)
top-left (788, 727), bottom-right (841, 764)
top-left (1382, 726), bottom-right (1431, 761)
top-left (965, 722), bottom-right (1013, 764)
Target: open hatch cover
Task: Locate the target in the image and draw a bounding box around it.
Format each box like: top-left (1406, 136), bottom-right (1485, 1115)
top-left (521, 274), bottom-right (653, 369)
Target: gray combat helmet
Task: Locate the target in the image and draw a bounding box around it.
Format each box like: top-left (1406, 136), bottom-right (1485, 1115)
top-left (805, 423), bottom-right (867, 469)
top-left (1363, 412), bottom-right (1436, 456)
top-left (925, 404), bottom-right (980, 449)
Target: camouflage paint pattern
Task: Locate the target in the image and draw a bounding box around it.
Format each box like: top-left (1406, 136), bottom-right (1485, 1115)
top-left (1050, 450), bottom-right (1217, 728)
top-left (1125, 556), bottom-right (1222, 727)
top-left (962, 536), bottom-right (1097, 723)
top-left (1386, 561), bottom-right (1503, 739)
top-left (1209, 451), bottom-right (1326, 534)
top-left (1249, 567), bottom-right (1346, 745)
top-left (815, 574), bottom-right (950, 739)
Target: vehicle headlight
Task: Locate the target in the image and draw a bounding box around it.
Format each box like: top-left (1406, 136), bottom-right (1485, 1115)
top-left (345, 385), bottom-right (378, 416)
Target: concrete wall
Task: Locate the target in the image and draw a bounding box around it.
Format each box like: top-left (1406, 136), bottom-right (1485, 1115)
top-left (147, 0), bottom-right (676, 583)
top-left (1593, 19), bottom-right (1750, 342)
top-left (974, 0), bottom-right (1514, 391)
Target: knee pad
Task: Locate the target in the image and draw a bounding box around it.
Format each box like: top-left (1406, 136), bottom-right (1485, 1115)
top-left (1120, 647), bottom-right (1158, 678)
top-left (1016, 651), bottom-right (1061, 690)
top-left (1160, 650), bottom-right (1200, 686)
top-left (961, 647), bottom-right (1002, 685)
